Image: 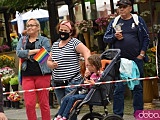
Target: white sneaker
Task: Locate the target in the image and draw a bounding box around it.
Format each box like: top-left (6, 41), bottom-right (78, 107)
top-left (59, 117), bottom-right (67, 120)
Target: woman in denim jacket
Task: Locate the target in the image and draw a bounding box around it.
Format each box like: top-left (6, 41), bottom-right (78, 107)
top-left (16, 18), bottom-right (51, 120)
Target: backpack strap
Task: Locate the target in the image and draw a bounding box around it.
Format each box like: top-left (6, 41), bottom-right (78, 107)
top-left (22, 36), bottom-right (27, 49)
top-left (112, 14), bottom-right (139, 28)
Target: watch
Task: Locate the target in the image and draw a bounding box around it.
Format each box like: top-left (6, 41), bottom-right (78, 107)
top-left (140, 53), bottom-right (145, 57)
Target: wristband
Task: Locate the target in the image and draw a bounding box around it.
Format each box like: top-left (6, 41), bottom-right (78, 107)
top-left (140, 54), bottom-right (145, 57)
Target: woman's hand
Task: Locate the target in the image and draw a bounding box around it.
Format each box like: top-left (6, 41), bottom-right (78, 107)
top-left (0, 112), bottom-right (8, 120)
top-left (47, 55), bottom-right (58, 69)
top-left (28, 49), bottom-right (40, 56)
top-left (34, 49), bottom-right (40, 53)
top-left (51, 61), bottom-right (58, 69)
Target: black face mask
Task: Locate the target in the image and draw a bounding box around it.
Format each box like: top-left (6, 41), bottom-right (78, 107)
top-left (59, 31), bottom-right (70, 40)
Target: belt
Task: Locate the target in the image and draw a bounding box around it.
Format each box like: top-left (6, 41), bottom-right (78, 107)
top-left (54, 72), bottom-right (79, 83)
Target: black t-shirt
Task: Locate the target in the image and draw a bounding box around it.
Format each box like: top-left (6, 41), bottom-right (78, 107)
top-left (22, 40), bottom-right (42, 76)
top-left (114, 18), bottom-right (140, 60)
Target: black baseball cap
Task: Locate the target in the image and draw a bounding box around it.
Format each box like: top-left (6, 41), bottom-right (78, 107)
top-left (116, 0), bottom-right (132, 6)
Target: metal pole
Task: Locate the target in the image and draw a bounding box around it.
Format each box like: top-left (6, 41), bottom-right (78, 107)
top-left (149, 0), bottom-right (155, 41)
top-left (81, 0), bottom-right (87, 20)
top-left (65, 0), bottom-right (75, 23)
top-left (4, 12), bottom-right (11, 48)
top-left (47, 0), bottom-right (59, 43)
top-left (110, 0), bottom-right (114, 14)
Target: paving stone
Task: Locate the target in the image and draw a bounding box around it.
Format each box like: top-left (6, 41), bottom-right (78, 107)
top-left (4, 107), bottom-right (135, 120)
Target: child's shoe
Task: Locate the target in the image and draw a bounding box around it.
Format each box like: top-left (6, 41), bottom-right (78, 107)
top-left (59, 117), bottom-right (67, 120)
top-left (54, 115), bottom-right (61, 120)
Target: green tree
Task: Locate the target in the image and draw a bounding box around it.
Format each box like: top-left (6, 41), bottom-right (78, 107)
top-left (0, 0), bottom-right (47, 12)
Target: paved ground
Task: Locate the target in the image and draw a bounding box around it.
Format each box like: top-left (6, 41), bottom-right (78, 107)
top-left (4, 107), bottom-right (135, 120)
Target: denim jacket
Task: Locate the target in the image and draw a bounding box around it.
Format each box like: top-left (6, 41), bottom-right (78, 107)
top-left (103, 14), bottom-right (150, 52)
top-left (16, 35), bottom-right (52, 75)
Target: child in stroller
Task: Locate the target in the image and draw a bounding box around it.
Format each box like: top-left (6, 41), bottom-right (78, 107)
top-left (54, 49), bottom-right (123, 120)
top-left (54, 54), bottom-right (103, 120)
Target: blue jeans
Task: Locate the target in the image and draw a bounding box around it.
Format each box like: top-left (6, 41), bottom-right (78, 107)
top-left (57, 94), bottom-right (86, 119)
top-left (113, 58), bottom-right (144, 117)
top-left (53, 79), bottom-right (81, 105)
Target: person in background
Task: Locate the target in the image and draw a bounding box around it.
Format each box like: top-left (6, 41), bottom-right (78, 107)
top-left (16, 18), bottom-right (51, 120)
top-left (54, 54), bottom-right (102, 120)
top-left (103, 0), bottom-right (150, 118)
top-left (40, 30), bottom-right (48, 38)
top-left (10, 31), bottom-right (19, 50)
top-left (47, 20), bottom-right (91, 105)
top-left (21, 30), bottom-right (28, 37)
top-left (0, 74), bottom-right (8, 120)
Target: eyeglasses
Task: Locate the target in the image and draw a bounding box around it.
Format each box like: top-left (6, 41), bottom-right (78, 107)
top-left (26, 24), bottom-right (37, 28)
top-left (118, 5), bottom-right (128, 9)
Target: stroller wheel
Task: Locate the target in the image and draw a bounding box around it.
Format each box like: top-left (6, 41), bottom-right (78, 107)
top-left (102, 114), bottom-right (123, 120)
top-left (81, 112), bottom-right (104, 120)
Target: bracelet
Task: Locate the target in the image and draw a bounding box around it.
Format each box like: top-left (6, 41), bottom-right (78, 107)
top-left (140, 54), bottom-right (145, 57)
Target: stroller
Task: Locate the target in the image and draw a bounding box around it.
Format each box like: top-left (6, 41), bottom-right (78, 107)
top-left (60, 49), bottom-right (123, 120)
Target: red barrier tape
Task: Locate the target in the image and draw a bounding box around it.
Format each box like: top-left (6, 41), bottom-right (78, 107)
top-left (3, 76), bottom-right (158, 95)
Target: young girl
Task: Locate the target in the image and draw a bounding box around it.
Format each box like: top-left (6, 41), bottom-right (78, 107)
top-left (54, 54), bottom-right (103, 120)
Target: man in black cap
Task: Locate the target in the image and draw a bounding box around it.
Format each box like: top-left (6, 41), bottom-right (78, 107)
top-left (103, 0), bottom-right (150, 118)
top-left (116, 0), bottom-right (132, 6)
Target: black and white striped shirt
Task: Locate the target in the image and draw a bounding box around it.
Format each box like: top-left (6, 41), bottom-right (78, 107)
top-left (51, 38), bottom-right (82, 81)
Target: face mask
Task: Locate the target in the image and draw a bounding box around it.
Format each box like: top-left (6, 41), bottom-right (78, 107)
top-left (59, 31), bottom-right (70, 40)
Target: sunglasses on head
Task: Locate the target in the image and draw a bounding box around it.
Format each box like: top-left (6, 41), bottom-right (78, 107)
top-left (119, 5), bottom-right (128, 9)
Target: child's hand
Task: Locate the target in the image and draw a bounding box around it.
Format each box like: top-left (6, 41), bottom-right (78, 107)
top-left (84, 79), bottom-right (95, 84)
top-left (84, 80), bottom-right (88, 84)
top-left (84, 68), bottom-right (90, 78)
top-left (88, 79), bottom-right (95, 84)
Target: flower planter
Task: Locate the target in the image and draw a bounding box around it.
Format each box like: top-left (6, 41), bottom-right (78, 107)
top-left (0, 51), bottom-right (18, 74)
top-left (143, 80), bottom-right (153, 103)
top-left (152, 78), bottom-right (159, 99)
top-left (96, 35), bottom-right (106, 53)
top-left (83, 32), bottom-right (90, 49)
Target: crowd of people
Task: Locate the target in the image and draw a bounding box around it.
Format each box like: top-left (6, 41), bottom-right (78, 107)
top-left (0, 0), bottom-right (155, 120)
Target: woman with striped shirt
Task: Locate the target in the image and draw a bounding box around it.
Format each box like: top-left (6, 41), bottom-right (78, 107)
top-left (47, 20), bottom-right (91, 105)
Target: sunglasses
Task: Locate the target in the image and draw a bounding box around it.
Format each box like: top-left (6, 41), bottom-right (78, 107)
top-left (118, 5), bottom-right (128, 9)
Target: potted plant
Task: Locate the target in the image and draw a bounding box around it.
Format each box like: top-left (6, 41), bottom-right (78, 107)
top-left (0, 55), bottom-right (15, 68)
top-left (0, 66), bottom-right (20, 108)
top-left (140, 10), bottom-right (151, 24)
top-left (94, 14), bottom-right (116, 36)
top-left (75, 20), bottom-right (93, 49)
top-left (153, 24), bottom-right (160, 33)
top-left (143, 46), bottom-right (158, 103)
top-left (75, 20), bottom-right (93, 34)
top-left (94, 14), bottom-right (116, 52)
top-left (144, 46), bottom-right (156, 77)
top-left (0, 45), bottom-right (10, 53)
